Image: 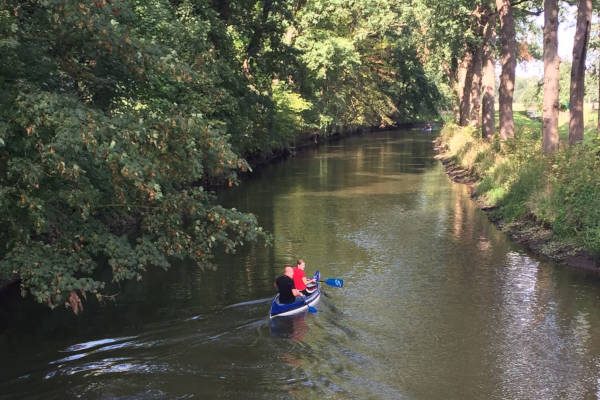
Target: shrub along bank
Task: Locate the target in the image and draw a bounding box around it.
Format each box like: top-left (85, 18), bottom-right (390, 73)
top-left (436, 115), bottom-right (600, 268)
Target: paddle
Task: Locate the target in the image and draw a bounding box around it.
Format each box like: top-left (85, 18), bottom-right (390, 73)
top-left (319, 278), bottom-right (344, 288)
top-left (304, 276), bottom-right (343, 313)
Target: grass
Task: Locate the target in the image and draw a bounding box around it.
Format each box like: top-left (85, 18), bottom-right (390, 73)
top-left (513, 102), bottom-right (598, 145)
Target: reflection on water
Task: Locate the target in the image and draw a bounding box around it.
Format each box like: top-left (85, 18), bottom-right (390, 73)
top-left (270, 314), bottom-right (309, 341)
top-left (3, 131), bottom-right (600, 399)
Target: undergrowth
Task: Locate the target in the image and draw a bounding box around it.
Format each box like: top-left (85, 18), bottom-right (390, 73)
top-left (439, 120), bottom-right (600, 256)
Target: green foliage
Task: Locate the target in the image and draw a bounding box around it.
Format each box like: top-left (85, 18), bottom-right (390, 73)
top-left (555, 61), bottom-right (597, 108)
top-left (0, 0), bottom-right (269, 308)
top-left (559, 61), bottom-right (571, 108)
top-left (0, 0), bottom-right (447, 310)
top-left (294, 0), bottom-right (441, 132)
top-left (546, 142), bottom-right (600, 254)
top-left (493, 156), bottom-right (547, 220)
top-left (514, 77), bottom-right (543, 110)
top-left (271, 82), bottom-right (312, 139)
top-left (463, 122), bottom-right (545, 218)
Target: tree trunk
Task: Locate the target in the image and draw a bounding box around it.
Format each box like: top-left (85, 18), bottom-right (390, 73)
top-left (542, 0), bottom-right (560, 154)
top-left (458, 50), bottom-right (474, 126)
top-left (569, 0), bottom-right (592, 145)
top-left (469, 45), bottom-right (483, 127)
top-left (495, 0), bottom-right (516, 139)
top-left (481, 10), bottom-right (496, 140)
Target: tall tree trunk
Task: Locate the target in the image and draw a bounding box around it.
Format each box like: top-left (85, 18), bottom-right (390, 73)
top-left (496, 0), bottom-right (516, 139)
top-left (481, 10), bottom-right (496, 140)
top-left (542, 0), bottom-right (560, 154)
top-left (469, 4), bottom-right (488, 128)
top-left (469, 45), bottom-right (483, 126)
top-left (569, 0), bottom-right (592, 145)
top-left (458, 50), bottom-right (474, 126)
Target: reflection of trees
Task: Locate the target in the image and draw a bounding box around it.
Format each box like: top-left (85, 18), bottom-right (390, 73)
top-left (268, 131), bottom-right (437, 270)
top-left (415, 146), bottom-right (600, 396)
top-left (453, 189), bottom-right (464, 239)
top-left (445, 183), bottom-right (477, 242)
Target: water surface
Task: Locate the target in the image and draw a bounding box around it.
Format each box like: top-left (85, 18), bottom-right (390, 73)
top-left (2, 130), bottom-right (600, 399)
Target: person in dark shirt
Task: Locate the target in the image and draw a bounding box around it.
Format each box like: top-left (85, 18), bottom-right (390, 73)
top-left (275, 266), bottom-right (302, 304)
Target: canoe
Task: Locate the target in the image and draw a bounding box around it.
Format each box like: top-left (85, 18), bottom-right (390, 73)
top-left (269, 270), bottom-right (320, 319)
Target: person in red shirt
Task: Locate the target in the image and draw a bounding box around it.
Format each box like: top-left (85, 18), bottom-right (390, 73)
top-left (293, 259), bottom-right (316, 295)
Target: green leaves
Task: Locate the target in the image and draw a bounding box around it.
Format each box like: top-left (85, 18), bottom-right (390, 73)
top-left (1, 0), bottom-right (447, 311)
top-left (293, 0), bottom-right (441, 132)
top-left (0, 0), bottom-right (269, 309)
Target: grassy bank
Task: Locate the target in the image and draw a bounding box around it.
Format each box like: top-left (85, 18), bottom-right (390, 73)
top-left (437, 113), bottom-right (600, 265)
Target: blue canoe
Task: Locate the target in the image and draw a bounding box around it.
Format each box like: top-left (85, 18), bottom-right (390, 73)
top-left (270, 270), bottom-right (321, 319)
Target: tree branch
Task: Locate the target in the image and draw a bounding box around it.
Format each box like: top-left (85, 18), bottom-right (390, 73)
top-left (510, 0), bottom-right (534, 7)
top-left (513, 7), bottom-right (543, 16)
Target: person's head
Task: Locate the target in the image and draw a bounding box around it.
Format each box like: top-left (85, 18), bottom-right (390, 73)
top-left (296, 259), bottom-right (305, 270)
top-left (284, 266), bottom-right (294, 278)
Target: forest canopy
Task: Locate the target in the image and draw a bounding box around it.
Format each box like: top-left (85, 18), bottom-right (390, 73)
top-left (0, 0), bottom-right (443, 309)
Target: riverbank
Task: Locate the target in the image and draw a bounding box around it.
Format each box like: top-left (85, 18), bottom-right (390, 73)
top-left (434, 120), bottom-right (600, 272)
top-left (243, 122), bottom-right (426, 169)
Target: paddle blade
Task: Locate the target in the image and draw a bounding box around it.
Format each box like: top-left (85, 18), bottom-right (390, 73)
top-left (307, 305), bottom-right (318, 313)
top-left (323, 278), bottom-right (344, 288)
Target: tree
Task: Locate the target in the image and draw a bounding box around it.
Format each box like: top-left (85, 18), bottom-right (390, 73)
top-left (0, 0), bottom-right (455, 312)
top-left (496, 0), bottom-right (517, 140)
top-left (469, 46), bottom-right (483, 126)
top-left (206, 0), bottom-right (304, 154)
top-left (409, 0), bottom-right (483, 125)
top-left (542, 0), bottom-right (560, 153)
top-left (0, 0), bottom-right (269, 309)
top-left (458, 49), bottom-right (475, 126)
top-left (469, 4), bottom-right (490, 127)
top-left (482, 6), bottom-right (496, 140)
top-left (569, 0), bottom-right (593, 145)
top-left (294, 0), bottom-right (440, 131)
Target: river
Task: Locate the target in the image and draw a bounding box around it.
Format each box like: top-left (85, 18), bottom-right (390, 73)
top-left (2, 130), bottom-right (600, 399)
